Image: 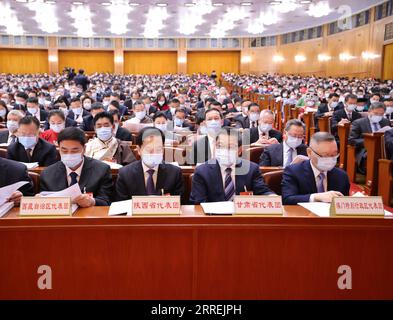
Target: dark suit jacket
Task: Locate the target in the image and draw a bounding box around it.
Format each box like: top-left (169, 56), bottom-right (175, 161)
top-left (0, 157), bottom-right (34, 196)
top-left (26, 109), bottom-right (48, 122)
top-left (281, 160), bottom-right (350, 205)
top-left (74, 74), bottom-right (90, 91)
top-left (189, 136), bottom-right (211, 165)
top-left (259, 143), bottom-right (308, 167)
top-left (249, 127), bottom-right (282, 144)
top-left (68, 109), bottom-right (90, 121)
top-left (234, 115), bottom-right (251, 129)
top-left (315, 102), bottom-right (344, 119)
top-left (116, 126), bottom-right (133, 141)
top-left (189, 159), bottom-right (274, 204)
top-left (40, 156), bottom-right (112, 206)
top-left (115, 160), bottom-right (183, 200)
top-left (331, 109), bottom-right (362, 134)
top-left (43, 117), bottom-right (77, 130)
top-left (349, 117), bottom-right (391, 148)
top-left (0, 130), bottom-right (9, 144)
top-left (7, 138), bottom-right (58, 167)
top-left (384, 127), bottom-right (393, 160)
top-left (80, 115), bottom-right (95, 132)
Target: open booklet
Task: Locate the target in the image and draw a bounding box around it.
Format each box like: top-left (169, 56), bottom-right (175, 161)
top-left (19, 162), bottom-right (39, 170)
top-left (200, 201), bottom-right (235, 215)
top-left (40, 183), bottom-right (82, 214)
top-left (0, 181), bottom-right (30, 218)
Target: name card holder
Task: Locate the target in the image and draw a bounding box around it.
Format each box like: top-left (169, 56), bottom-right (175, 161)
top-left (234, 195), bottom-right (283, 216)
top-left (19, 197), bottom-right (72, 217)
top-left (330, 196), bottom-right (385, 217)
top-left (132, 196), bottom-right (181, 216)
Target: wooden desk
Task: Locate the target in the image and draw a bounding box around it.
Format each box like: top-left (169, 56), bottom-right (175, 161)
top-left (1, 206), bottom-right (392, 300)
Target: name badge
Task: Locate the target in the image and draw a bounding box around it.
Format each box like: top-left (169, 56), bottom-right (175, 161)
top-left (234, 196), bottom-right (283, 216)
top-left (330, 196), bottom-right (385, 217)
top-left (132, 196), bottom-right (181, 216)
top-left (20, 197), bottom-right (72, 217)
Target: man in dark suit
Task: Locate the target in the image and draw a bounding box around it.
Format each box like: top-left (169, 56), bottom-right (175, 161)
top-left (384, 98), bottom-right (393, 121)
top-left (385, 127), bottom-right (393, 160)
top-left (0, 157), bottom-right (34, 205)
top-left (116, 127), bottom-right (183, 200)
top-left (0, 110), bottom-right (24, 144)
top-left (235, 102), bottom-right (260, 129)
top-left (7, 116), bottom-right (57, 166)
top-left (190, 128), bottom-right (274, 204)
top-left (259, 119), bottom-right (308, 167)
top-left (80, 102), bottom-right (105, 132)
top-left (282, 132), bottom-right (350, 205)
top-left (109, 110), bottom-right (132, 141)
top-left (349, 102), bottom-right (391, 173)
top-left (26, 97), bottom-right (48, 122)
top-left (68, 97), bottom-right (90, 121)
top-left (168, 108), bottom-right (194, 131)
top-left (40, 127), bottom-right (113, 207)
top-left (188, 108), bottom-right (224, 164)
top-left (315, 93), bottom-right (342, 120)
top-left (249, 109), bottom-right (282, 144)
top-left (331, 94), bottom-right (362, 135)
top-left (73, 69), bottom-right (90, 91)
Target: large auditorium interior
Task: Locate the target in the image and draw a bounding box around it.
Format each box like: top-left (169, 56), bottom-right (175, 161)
top-left (0, 0), bottom-right (393, 312)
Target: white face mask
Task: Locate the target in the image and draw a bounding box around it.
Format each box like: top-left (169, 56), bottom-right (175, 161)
top-left (155, 124), bottom-right (167, 132)
top-left (73, 107), bottom-right (82, 115)
top-left (27, 107), bottom-right (38, 115)
top-left (370, 115), bottom-right (383, 123)
top-left (249, 113), bottom-right (260, 122)
top-left (135, 110), bottom-right (146, 120)
top-left (50, 123), bottom-right (65, 133)
top-left (259, 123), bottom-right (272, 133)
top-left (346, 104), bottom-right (357, 112)
top-left (158, 100), bottom-right (165, 106)
top-left (61, 153), bottom-right (83, 169)
top-left (142, 153), bottom-right (163, 168)
top-left (7, 120), bottom-right (18, 133)
top-left (386, 107), bottom-right (393, 114)
top-left (356, 106), bottom-right (365, 112)
top-left (206, 120), bottom-right (222, 135)
top-left (215, 148), bottom-right (237, 167)
top-left (0, 109), bottom-right (6, 117)
top-left (286, 135), bottom-right (302, 149)
top-left (96, 127), bottom-right (113, 141)
top-left (83, 103), bottom-right (92, 110)
top-left (315, 156), bottom-right (337, 172)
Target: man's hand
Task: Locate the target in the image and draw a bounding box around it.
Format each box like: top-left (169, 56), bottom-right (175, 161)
top-left (74, 194), bottom-right (95, 208)
top-left (314, 191), bottom-right (344, 203)
top-left (7, 191), bottom-right (23, 206)
top-left (324, 111), bottom-right (334, 117)
top-left (268, 138), bottom-right (279, 145)
top-left (338, 119), bottom-right (350, 126)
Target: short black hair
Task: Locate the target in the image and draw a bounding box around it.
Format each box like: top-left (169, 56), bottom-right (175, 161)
top-left (205, 107), bottom-right (223, 119)
top-left (27, 97), bottom-right (39, 104)
top-left (136, 126), bottom-right (165, 147)
top-left (109, 100), bottom-right (120, 110)
top-left (108, 109), bottom-right (120, 118)
top-left (78, 69), bottom-right (84, 74)
top-left (153, 111), bottom-right (168, 121)
top-left (175, 108), bottom-right (187, 116)
top-left (93, 111), bottom-right (114, 126)
top-left (91, 102), bottom-right (105, 111)
top-left (170, 98), bottom-right (180, 104)
top-left (58, 127), bottom-right (86, 146)
top-left (15, 92), bottom-right (28, 100)
top-left (70, 97), bottom-right (80, 104)
top-left (19, 115), bottom-right (40, 129)
top-left (215, 127), bottom-right (243, 147)
top-left (248, 103), bottom-right (259, 110)
top-left (48, 109), bottom-right (65, 121)
top-left (345, 94), bottom-right (358, 102)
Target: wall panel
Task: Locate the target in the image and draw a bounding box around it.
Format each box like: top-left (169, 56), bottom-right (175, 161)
top-left (187, 51), bottom-right (240, 76)
top-left (124, 51), bottom-right (177, 75)
top-left (58, 50), bottom-right (114, 74)
top-left (0, 49), bottom-right (48, 73)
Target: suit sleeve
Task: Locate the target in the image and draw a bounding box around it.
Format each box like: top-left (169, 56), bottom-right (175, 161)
top-left (315, 104), bottom-right (327, 119)
top-left (385, 129), bottom-right (393, 160)
top-left (19, 167), bottom-right (34, 196)
top-left (348, 120), bottom-right (364, 148)
top-left (94, 166), bottom-right (113, 206)
top-left (120, 144), bottom-right (136, 166)
top-left (43, 145), bottom-right (58, 167)
top-left (189, 169), bottom-right (208, 204)
top-left (281, 166), bottom-right (311, 205)
top-left (172, 168), bottom-right (184, 196)
top-left (259, 149), bottom-right (272, 166)
top-left (6, 145), bottom-right (15, 161)
top-left (252, 165), bottom-right (275, 195)
top-left (115, 167), bottom-right (131, 201)
top-left (330, 111), bottom-right (341, 133)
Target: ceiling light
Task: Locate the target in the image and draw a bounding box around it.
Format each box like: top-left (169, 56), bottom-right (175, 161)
top-left (178, 56), bottom-right (187, 63)
top-left (300, 0), bottom-right (311, 4)
top-left (107, 0), bottom-right (134, 35)
top-left (0, 2), bottom-right (25, 35)
top-left (269, 1), bottom-right (282, 5)
top-left (184, 2), bottom-right (195, 7)
top-left (241, 55), bottom-right (252, 63)
top-left (179, 0), bottom-right (215, 36)
top-left (45, 0), bottom-right (56, 4)
top-left (212, 2), bottom-right (224, 6)
top-left (28, 0), bottom-right (59, 33)
top-left (15, 0), bottom-right (31, 3)
top-left (339, 53), bottom-right (355, 61)
top-left (144, 6), bottom-right (169, 38)
top-left (129, 2), bottom-right (140, 6)
top-left (240, 2), bottom-right (252, 6)
top-left (318, 54), bottom-right (331, 62)
top-left (361, 51), bottom-right (380, 60)
top-left (156, 2), bottom-right (168, 6)
top-left (101, 2), bottom-right (111, 6)
top-left (72, 1), bottom-right (84, 5)
top-left (70, 3), bottom-right (94, 37)
top-left (308, 1), bottom-right (332, 18)
top-left (273, 54), bottom-right (284, 62)
top-left (295, 54), bottom-right (306, 62)
top-left (272, 0), bottom-right (299, 13)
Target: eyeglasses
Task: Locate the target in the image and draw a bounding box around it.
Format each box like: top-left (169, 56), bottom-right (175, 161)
top-left (310, 147), bottom-right (339, 159)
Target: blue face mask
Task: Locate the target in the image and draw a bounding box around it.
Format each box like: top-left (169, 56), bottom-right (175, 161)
top-left (174, 117), bottom-right (184, 127)
top-left (142, 153), bottom-right (163, 168)
top-left (206, 120), bottom-right (222, 135)
top-left (96, 127), bottom-right (113, 141)
top-left (19, 136), bottom-right (37, 149)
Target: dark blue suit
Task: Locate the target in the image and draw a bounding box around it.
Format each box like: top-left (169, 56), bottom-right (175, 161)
top-left (385, 128), bottom-right (393, 160)
top-left (190, 159), bottom-right (274, 204)
top-left (281, 160), bottom-right (350, 205)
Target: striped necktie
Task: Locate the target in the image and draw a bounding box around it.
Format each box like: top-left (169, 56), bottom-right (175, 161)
top-left (224, 168), bottom-right (235, 201)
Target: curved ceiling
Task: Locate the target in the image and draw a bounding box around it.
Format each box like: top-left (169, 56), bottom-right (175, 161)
top-left (0, 0), bottom-right (385, 38)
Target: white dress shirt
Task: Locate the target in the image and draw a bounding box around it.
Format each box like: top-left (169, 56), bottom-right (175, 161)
top-left (65, 158), bottom-right (84, 186)
top-left (309, 161), bottom-right (328, 202)
top-left (219, 163), bottom-right (236, 192)
top-left (283, 141), bottom-right (297, 167)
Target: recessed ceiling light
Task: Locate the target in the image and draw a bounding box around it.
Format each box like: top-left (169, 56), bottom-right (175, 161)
top-left (15, 0), bottom-right (31, 3)
top-left (156, 2), bottom-right (168, 6)
top-left (184, 2), bottom-right (195, 7)
top-left (212, 2), bottom-right (224, 6)
top-left (240, 2), bottom-right (252, 6)
top-left (101, 1), bottom-right (111, 6)
top-left (269, 0), bottom-right (281, 5)
top-left (300, 0), bottom-right (312, 4)
top-left (129, 2), bottom-right (140, 6)
top-left (72, 1), bottom-right (84, 5)
top-left (45, 0), bottom-right (56, 4)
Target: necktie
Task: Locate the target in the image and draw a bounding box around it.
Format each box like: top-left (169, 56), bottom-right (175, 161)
top-left (373, 123), bottom-right (379, 132)
top-left (224, 168), bottom-right (235, 201)
top-left (317, 172), bottom-right (325, 193)
top-left (252, 121), bottom-right (256, 128)
top-left (146, 169), bottom-right (155, 195)
top-left (348, 113), bottom-right (352, 121)
top-left (69, 172), bottom-right (78, 186)
top-left (285, 148), bottom-right (294, 167)
top-left (10, 135), bottom-right (16, 144)
top-left (26, 149), bottom-right (32, 162)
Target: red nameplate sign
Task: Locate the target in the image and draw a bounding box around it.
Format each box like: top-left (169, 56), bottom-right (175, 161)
top-left (330, 196), bottom-right (385, 216)
top-left (234, 196), bottom-right (283, 215)
top-left (132, 196), bottom-right (181, 216)
top-left (19, 197), bottom-right (72, 217)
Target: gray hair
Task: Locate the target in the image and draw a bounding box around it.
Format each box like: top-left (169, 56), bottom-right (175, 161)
top-left (310, 132), bottom-right (336, 145)
top-left (369, 102), bottom-right (386, 111)
top-left (285, 119), bottom-right (305, 132)
top-left (260, 109), bottom-right (274, 117)
top-left (7, 109), bottom-right (25, 119)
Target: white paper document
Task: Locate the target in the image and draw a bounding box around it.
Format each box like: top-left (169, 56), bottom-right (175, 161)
top-left (40, 183), bottom-right (82, 214)
top-left (201, 201), bottom-right (234, 215)
top-left (298, 202), bottom-right (331, 217)
top-left (108, 200), bottom-right (133, 216)
top-left (102, 161), bottom-right (123, 169)
top-left (291, 155), bottom-right (309, 165)
top-left (0, 202), bottom-right (14, 218)
top-left (19, 162), bottom-right (39, 169)
top-left (0, 181), bottom-right (30, 206)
